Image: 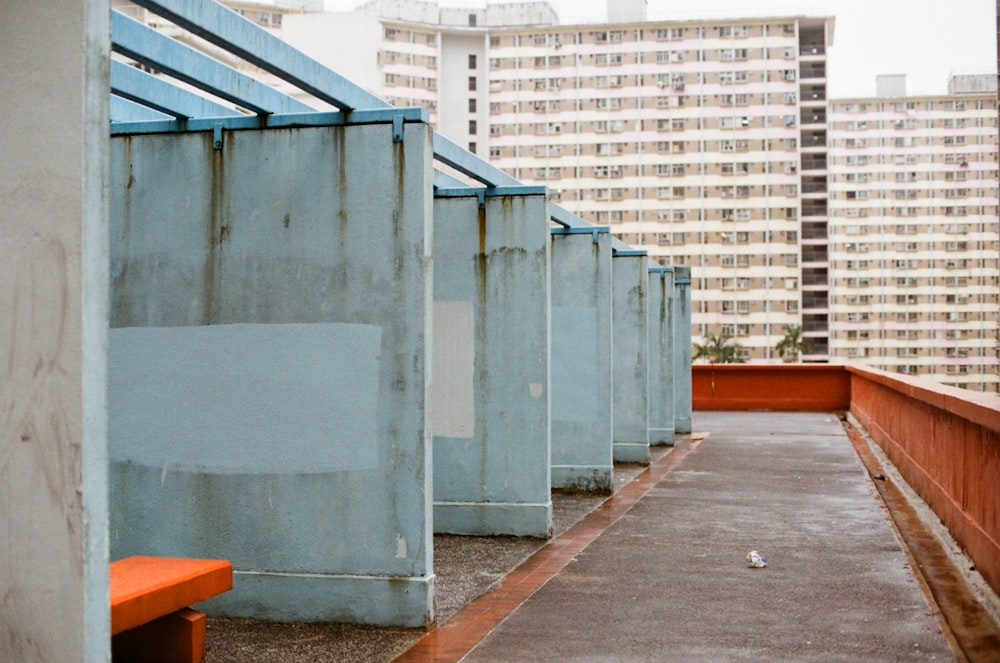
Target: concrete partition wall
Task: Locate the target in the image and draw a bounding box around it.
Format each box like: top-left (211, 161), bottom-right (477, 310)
top-left (549, 228), bottom-right (614, 492)
top-left (432, 190), bottom-right (552, 537)
top-left (672, 267), bottom-right (693, 434)
top-left (108, 121), bottom-right (435, 627)
top-left (1, 1), bottom-right (110, 659)
top-left (612, 250), bottom-right (650, 463)
top-left (647, 267), bottom-right (675, 445)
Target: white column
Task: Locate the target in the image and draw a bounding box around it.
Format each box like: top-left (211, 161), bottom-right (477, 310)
top-left (0, 1), bottom-right (109, 660)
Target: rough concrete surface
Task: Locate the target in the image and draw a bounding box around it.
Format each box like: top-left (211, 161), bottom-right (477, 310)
top-left (462, 412), bottom-right (955, 662)
top-left (205, 463), bottom-right (651, 662)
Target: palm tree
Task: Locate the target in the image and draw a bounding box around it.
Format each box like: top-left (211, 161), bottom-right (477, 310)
top-left (693, 332), bottom-right (745, 364)
top-left (775, 324), bottom-right (812, 362)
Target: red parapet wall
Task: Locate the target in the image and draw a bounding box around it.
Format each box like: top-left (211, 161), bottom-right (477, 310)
top-left (692, 364), bottom-right (851, 411)
top-left (692, 362), bottom-right (1000, 597)
top-left (847, 365), bottom-right (1000, 598)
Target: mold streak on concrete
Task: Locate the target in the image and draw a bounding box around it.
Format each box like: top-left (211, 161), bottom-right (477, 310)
top-left (647, 269), bottom-right (674, 446)
top-left (108, 121), bottom-right (435, 627)
top-left (612, 254), bottom-right (649, 463)
top-left (550, 231), bottom-right (613, 492)
top-left (432, 194), bottom-right (552, 537)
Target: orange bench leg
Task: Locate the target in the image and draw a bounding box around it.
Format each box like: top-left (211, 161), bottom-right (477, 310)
top-left (112, 607), bottom-right (207, 663)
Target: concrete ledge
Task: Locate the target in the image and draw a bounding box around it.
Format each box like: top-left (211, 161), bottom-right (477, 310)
top-left (433, 502), bottom-right (552, 537)
top-left (648, 428), bottom-right (675, 446)
top-left (551, 465), bottom-right (613, 493)
top-left (202, 571), bottom-right (435, 628)
top-left (613, 442), bottom-right (650, 464)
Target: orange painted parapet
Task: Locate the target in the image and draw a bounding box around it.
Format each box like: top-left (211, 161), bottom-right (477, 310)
top-left (692, 364), bottom-right (850, 411)
top-left (110, 556), bottom-right (233, 635)
top-left (848, 365), bottom-right (1000, 598)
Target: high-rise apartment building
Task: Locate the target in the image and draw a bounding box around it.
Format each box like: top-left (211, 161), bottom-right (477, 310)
top-left (281, 1), bottom-right (835, 361)
top-left (118, 0), bottom-right (999, 388)
top-left (828, 75), bottom-right (999, 390)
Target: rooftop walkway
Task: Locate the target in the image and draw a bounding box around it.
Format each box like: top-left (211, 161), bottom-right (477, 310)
top-left (206, 411), bottom-right (1000, 662)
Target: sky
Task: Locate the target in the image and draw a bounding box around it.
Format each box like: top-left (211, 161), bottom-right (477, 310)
top-left (323, 0), bottom-right (997, 99)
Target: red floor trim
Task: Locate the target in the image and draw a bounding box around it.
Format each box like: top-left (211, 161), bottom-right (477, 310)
top-left (393, 434), bottom-right (706, 663)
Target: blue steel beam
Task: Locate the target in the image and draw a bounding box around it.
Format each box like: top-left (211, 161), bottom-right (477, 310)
top-left (550, 225), bottom-right (611, 235)
top-left (131, 0), bottom-right (389, 112)
top-left (110, 106), bottom-right (427, 136)
top-left (612, 237), bottom-right (646, 257)
top-left (111, 95), bottom-right (173, 122)
top-left (112, 11), bottom-right (313, 116)
top-left (434, 185), bottom-right (547, 198)
top-left (432, 133), bottom-right (521, 188)
top-left (549, 204), bottom-right (593, 228)
top-left (111, 60), bottom-right (240, 119)
top-left (433, 170), bottom-right (472, 190)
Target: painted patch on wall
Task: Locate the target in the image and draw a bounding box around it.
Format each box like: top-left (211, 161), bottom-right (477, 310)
top-left (109, 323), bottom-right (380, 473)
top-left (432, 300), bottom-right (475, 438)
top-left (552, 306), bottom-right (599, 422)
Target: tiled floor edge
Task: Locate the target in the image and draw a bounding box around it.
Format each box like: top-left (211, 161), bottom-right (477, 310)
top-left (393, 433), bottom-right (706, 663)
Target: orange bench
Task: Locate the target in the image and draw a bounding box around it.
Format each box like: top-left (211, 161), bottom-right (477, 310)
top-left (110, 556), bottom-right (233, 663)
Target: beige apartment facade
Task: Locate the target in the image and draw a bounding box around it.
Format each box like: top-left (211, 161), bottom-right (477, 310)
top-left (279, 1), bottom-right (835, 361)
top-left (828, 78), bottom-right (999, 391)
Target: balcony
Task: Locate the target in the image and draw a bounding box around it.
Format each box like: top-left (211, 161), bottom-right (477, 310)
top-left (800, 222), bottom-right (828, 241)
top-left (800, 85), bottom-right (827, 103)
top-left (801, 202), bottom-right (828, 218)
top-left (801, 176), bottom-right (827, 194)
top-left (800, 64), bottom-right (827, 80)
top-left (802, 291), bottom-right (829, 310)
top-left (801, 156), bottom-right (828, 171)
top-left (801, 266), bottom-right (828, 287)
top-left (801, 244), bottom-right (829, 263)
top-left (800, 109), bottom-right (826, 126)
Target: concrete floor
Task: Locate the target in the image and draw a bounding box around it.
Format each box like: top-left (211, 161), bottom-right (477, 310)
top-left (206, 412), bottom-right (1000, 662)
top-left (461, 412), bottom-right (955, 662)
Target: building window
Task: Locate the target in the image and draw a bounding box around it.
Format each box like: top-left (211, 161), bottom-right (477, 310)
top-left (468, 76), bottom-right (477, 91)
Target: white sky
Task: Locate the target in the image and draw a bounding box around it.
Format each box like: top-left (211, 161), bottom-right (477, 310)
top-left (323, 0), bottom-right (997, 98)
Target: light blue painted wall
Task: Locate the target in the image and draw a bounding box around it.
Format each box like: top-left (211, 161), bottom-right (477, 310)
top-left (432, 193), bottom-right (552, 537)
top-left (647, 268), bottom-right (675, 445)
top-left (107, 121), bottom-right (435, 627)
top-left (612, 254), bottom-right (650, 463)
top-left (673, 267), bottom-right (693, 433)
top-left (549, 231), bottom-right (613, 491)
